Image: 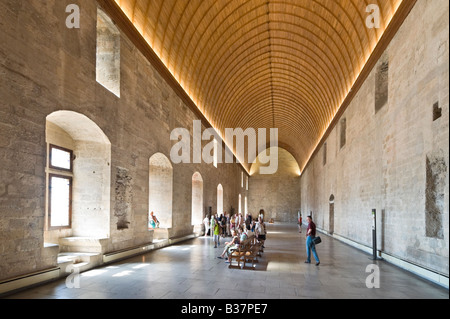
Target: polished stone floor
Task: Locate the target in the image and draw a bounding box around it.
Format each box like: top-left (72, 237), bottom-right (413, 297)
top-left (4, 223), bottom-right (448, 299)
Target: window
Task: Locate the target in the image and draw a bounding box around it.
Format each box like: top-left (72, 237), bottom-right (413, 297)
top-left (241, 172), bottom-right (244, 188)
top-left (48, 174), bottom-right (72, 228)
top-left (213, 139), bottom-right (218, 168)
top-left (239, 194), bottom-right (242, 214)
top-left (245, 196), bottom-right (248, 215)
top-left (47, 144), bottom-right (74, 230)
top-left (323, 142), bottom-right (327, 166)
top-left (340, 118), bottom-right (347, 149)
top-left (191, 172), bottom-right (203, 227)
top-left (46, 111), bottom-right (112, 239)
top-left (433, 102), bottom-right (442, 121)
top-left (217, 184), bottom-right (223, 215)
top-left (149, 153), bottom-right (173, 230)
top-left (96, 8), bottom-right (120, 97)
top-left (375, 51), bottom-right (389, 113)
top-left (49, 144), bottom-right (73, 171)
top-left (246, 176), bottom-right (249, 191)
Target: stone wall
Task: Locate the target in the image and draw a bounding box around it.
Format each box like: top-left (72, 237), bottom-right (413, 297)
top-left (249, 148), bottom-right (301, 223)
top-left (300, 0), bottom-right (449, 276)
top-left (0, 0), bottom-right (244, 281)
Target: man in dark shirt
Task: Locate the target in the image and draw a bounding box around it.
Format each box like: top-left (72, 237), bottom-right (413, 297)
top-left (305, 216), bottom-right (320, 266)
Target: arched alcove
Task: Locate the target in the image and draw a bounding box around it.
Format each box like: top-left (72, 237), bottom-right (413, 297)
top-left (192, 172), bottom-right (204, 226)
top-left (239, 194), bottom-right (242, 215)
top-left (149, 153), bottom-right (173, 229)
top-left (329, 194), bottom-right (335, 235)
top-left (45, 111), bottom-right (111, 244)
top-left (217, 184), bottom-right (224, 215)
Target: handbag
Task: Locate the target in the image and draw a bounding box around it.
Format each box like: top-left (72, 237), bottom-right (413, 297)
top-left (312, 236), bottom-right (322, 245)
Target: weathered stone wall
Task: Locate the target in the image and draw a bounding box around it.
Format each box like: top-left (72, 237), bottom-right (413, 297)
top-left (300, 0), bottom-right (449, 276)
top-left (0, 0), bottom-right (244, 281)
top-left (249, 148), bottom-right (301, 223)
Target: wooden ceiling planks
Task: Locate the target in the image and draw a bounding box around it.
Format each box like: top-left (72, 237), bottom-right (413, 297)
top-left (109, 0), bottom-right (413, 173)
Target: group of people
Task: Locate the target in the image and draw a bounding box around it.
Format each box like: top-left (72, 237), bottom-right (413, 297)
top-left (203, 210), bottom-right (267, 261)
top-left (203, 210), bottom-right (264, 240)
top-left (151, 208), bottom-right (318, 267)
top-left (216, 217), bottom-right (266, 263)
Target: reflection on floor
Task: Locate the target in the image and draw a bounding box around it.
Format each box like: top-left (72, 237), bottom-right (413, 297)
top-left (4, 223), bottom-right (448, 299)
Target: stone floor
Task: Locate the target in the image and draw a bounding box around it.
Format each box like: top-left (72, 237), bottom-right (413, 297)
top-left (4, 223), bottom-right (448, 299)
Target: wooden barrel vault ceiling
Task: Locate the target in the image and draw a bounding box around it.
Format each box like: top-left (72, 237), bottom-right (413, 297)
top-left (102, 0), bottom-right (416, 174)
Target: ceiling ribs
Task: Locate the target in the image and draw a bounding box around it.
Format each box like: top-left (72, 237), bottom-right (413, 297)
top-left (105, 0), bottom-right (416, 173)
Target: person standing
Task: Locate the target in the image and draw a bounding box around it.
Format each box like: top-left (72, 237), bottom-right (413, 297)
top-left (305, 215), bottom-right (320, 266)
top-left (245, 213), bottom-right (252, 231)
top-left (255, 216), bottom-right (266, 248)
top-left (203, 215), bottom-right (210, 237)
top-left (230, 214), bottom-right (236, 234)
top-left (259, 209), bottom-right (265, 222)
top-left (213, 221), bottom-right (220, 248)
top-left (225, 212), bottom-right (231, 237)
top-left (210, 214), bottom-right (216, 238)
top-left (298, 214), bottom-right (303, 233)
top-left (236, 213), bottom-right (243, 229)
top-left (220, 213), bottom-right (227, 238)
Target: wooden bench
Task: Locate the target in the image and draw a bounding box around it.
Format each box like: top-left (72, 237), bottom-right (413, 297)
top-left (253, 235), bottom-right (264, 256)
top-left (228, 234), bottom-right (263, 270)
top-left (228, 238), bottom-right (252, 269)
top-left (243, 244), bottom-right (259, 269)
top-left (243, 235), bottom-right (264, 269)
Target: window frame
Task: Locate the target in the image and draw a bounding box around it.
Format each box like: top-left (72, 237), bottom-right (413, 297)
top-left (213, 139), bottom-right (218, 168)
top-left (340, 118), bottom-right (347, 150)
top-left (49, 144), bottom-right (73, 172)
top-left (48, 173), bottom-right (73, 230)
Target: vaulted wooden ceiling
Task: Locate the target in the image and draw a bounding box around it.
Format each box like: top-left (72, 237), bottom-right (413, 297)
top-left (108, 0), bottom-right (414, 173)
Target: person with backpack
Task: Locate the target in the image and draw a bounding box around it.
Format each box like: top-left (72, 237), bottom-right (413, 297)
top-left (305, 215), bottom-right (320, 266)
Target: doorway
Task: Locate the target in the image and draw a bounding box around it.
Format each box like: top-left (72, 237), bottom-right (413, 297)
top-left (329, 194), bottom-right (335, 235)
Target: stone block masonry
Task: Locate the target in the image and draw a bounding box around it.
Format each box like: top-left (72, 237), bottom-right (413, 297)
top-left (114, 167), bottom-right (133, 230)
top-left (300, 0), bottom-right (449, 278)
top-left (0, 0), bottom-right (244, 282)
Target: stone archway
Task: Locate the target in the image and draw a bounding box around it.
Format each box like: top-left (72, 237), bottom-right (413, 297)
top-left (45, 110), bottom-right (111, 253)
top-left (217, 184), bottom-right (224, 215)
top-left (192, 172), bottom-right (204, 234)
top-left (149, 153), bottom-right (173, 231)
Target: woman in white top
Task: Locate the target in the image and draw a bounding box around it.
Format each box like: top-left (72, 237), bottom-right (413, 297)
top-left (203, 215), bottom-right (210, 237)
top-left (255, 217), bottom-right (266, 247)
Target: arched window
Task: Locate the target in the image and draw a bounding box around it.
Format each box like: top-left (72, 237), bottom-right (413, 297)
top-left (239, 194), bottom-right (242, 214)
top-left (245, 196), bottom-right (248, 216)
top-left (45, 111), bottom-right (111, 243)
top-left (217, 184), bottom-right (223, 215)
top-left (191, 172), bottom-right (203, 227)
top-left (149, 153), bottom-right (173, 229)
top-left (213, 139), bottom-right (218, 168)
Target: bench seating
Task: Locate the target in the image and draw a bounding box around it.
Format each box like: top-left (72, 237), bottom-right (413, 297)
top-left (228, 238), bottom-right (252, 269)
top-left (228, 234), bottom-right (264, 270)
top-left (243, 236), bottom-right (264, 269)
